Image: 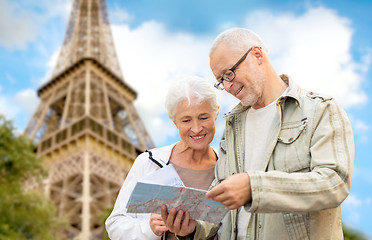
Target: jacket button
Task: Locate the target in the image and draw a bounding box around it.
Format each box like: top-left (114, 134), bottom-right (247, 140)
top-left (258, 224), bottom-right (262, 229)
top-left (288, 137), bottom-right (293, 142)
top-left (228, 121), bottom-right (232, 125)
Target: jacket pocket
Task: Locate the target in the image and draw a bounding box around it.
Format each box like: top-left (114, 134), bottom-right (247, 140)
top-left (283, 213), bottom-right (310, 240)
top-left (273, 118), bottom-right (310, 172)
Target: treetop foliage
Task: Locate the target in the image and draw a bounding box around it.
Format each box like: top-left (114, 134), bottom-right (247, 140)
top-left (0, 115), bottom-right (66, 240)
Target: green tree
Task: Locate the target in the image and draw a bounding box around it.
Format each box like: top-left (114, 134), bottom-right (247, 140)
top-left (99, 206), bottom-right (114, 240)
top-left (0, 115), bottom-right (65, 240)
top-left (344, 224), bottom-right (369, 240)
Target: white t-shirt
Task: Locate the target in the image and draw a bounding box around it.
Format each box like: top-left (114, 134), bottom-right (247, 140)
top-left (237, 88), bottom-right (288, 239)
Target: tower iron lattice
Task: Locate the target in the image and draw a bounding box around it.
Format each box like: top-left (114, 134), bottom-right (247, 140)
top-left (25, 0), bottom-right (155, 239)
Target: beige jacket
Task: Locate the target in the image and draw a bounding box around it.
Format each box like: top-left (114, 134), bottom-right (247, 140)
top-left (193, 75), bottom-right (354, 240)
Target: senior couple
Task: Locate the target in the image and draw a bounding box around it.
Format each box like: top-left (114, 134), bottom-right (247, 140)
top-left (106, 28), bottom-right (354, 240)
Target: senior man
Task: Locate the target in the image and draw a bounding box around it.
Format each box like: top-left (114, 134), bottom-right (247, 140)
top-left (162, 28), bottom-right (354, 240)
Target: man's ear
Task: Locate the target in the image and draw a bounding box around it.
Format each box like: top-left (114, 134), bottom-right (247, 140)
top-left (254, 46), bottom-right (264, 65)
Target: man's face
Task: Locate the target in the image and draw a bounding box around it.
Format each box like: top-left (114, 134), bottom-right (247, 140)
top-left (210, 43), bottom-right (264, 107)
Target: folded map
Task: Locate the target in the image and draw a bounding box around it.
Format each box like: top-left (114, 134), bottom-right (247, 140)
top-left (126, 182), bottom-right (228, 223)
top-left (127, 176), bottom-right (229, 223)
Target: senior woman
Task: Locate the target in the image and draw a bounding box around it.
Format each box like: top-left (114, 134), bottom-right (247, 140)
top-left (105, 75), bottom-right (219, 240)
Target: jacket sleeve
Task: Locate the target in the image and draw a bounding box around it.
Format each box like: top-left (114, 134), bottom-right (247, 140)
top-left (246, 99), bottom-right (354, 213)
top-left (105, 153), bottom-right (161, 240)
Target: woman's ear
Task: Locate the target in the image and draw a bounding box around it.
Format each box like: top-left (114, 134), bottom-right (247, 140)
top-left (215, 106), bottom-right (220, 121)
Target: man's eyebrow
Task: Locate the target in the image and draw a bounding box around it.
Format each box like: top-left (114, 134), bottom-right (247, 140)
top-left (216, 68), bottom-right (228, 80)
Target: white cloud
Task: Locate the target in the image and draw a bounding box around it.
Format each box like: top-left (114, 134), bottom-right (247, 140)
top-left (0, 86), bottom-right (38, 129)
top-left (242, 7), bottom-right (370, 108)
top-left (110, 7), bottom-right (133, 23)
top-left (40, 0), bottom-right (72, 20)
top-left (109, 6), bottom-right (369, 146)
top-left (348, 115), bottom-right (370, 143)
top-left (0, 84), bottom-right (17, 119)
top-left (14, 89), bottom-right (40, 114)
top-left (32, 48), bottom-right (60, 86)
top-left (354, 119), bottom-right (370, 132)
top-left (15, 4), bottom-right (366, 147)
top-left (111, 22), bottom-right (218, 145)
top-left (342, 193), bottom-right (372, 224)
top-left (0, 0), bottom-right (38, 49)
top-left (0, 95), bottom-right (19, 120)
top-left (343, 194), bottom-right (362, 208)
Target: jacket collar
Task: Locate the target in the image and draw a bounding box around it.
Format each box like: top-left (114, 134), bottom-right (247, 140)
top-left (280, 74), bottom-right (301, 107)
top-left (223, 74), bottom-right (301, 119)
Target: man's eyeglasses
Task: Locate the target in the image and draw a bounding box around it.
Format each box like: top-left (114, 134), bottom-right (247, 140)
top-left (214, 47), bottom-right (256, 90)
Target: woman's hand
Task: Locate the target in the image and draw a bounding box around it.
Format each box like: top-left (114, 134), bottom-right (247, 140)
top-left (161, 205), bottom-right (196, 236)
top-left (150, 213), bottom-right (169, 236)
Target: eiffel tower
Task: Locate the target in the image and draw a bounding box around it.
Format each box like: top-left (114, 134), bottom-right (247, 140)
top-left (25, 0), bottom-right (155, 239)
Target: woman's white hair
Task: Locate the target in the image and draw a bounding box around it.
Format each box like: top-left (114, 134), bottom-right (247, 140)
top-left (209, 28), bottom-right (269, 56)
top-left (165, 75), bottom-right (218, 121)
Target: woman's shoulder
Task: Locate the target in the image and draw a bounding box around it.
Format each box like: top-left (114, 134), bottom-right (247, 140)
top-left (137, 142), bottom-right (178, 166)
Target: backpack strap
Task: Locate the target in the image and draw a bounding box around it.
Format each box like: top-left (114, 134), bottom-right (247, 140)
top-left (146, 149), bottom-right (170, 240)
top-left (145, 150), bottom-right (165, 168)
top-left (161, 233), bottom-right (166, 240)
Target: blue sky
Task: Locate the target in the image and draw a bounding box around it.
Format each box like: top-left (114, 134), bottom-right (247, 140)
top-left (0, 0), bottom-right (371, 237)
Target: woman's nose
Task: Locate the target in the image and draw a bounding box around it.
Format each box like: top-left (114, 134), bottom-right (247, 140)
top-left (191, 121), bottom-right (202, 133)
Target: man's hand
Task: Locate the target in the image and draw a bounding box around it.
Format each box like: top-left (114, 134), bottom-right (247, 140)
top-left (161, 205), bottom-right (196, 237)
top-left (150, 213), bottom-right (169, 236)
top-left (206, 172), bottom-right (252, 209)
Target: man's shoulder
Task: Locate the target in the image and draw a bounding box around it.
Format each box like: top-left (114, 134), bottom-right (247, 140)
top-left (304, 91), bottom-right (333, 102)
top-left (296, 88), bottom-right (334, 107)
top-left (284, 75), bottom-right (333, 105)
top-left (283, 86), bottom-right (338, 120)
top-left (292, 88), bottom-right (346, 123)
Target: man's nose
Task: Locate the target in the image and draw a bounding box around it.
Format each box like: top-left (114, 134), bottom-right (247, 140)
top-left (223, 80), bottom-right (233, 92)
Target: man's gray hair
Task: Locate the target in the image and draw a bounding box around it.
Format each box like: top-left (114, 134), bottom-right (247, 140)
top-left (209, 28), bottom-right (269, 56)
top-left (165, 75), bottom-right (218, 121)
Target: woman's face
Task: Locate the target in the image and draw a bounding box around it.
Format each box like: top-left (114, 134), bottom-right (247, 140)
top-left (173, 98), bottom-right (218, 151)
